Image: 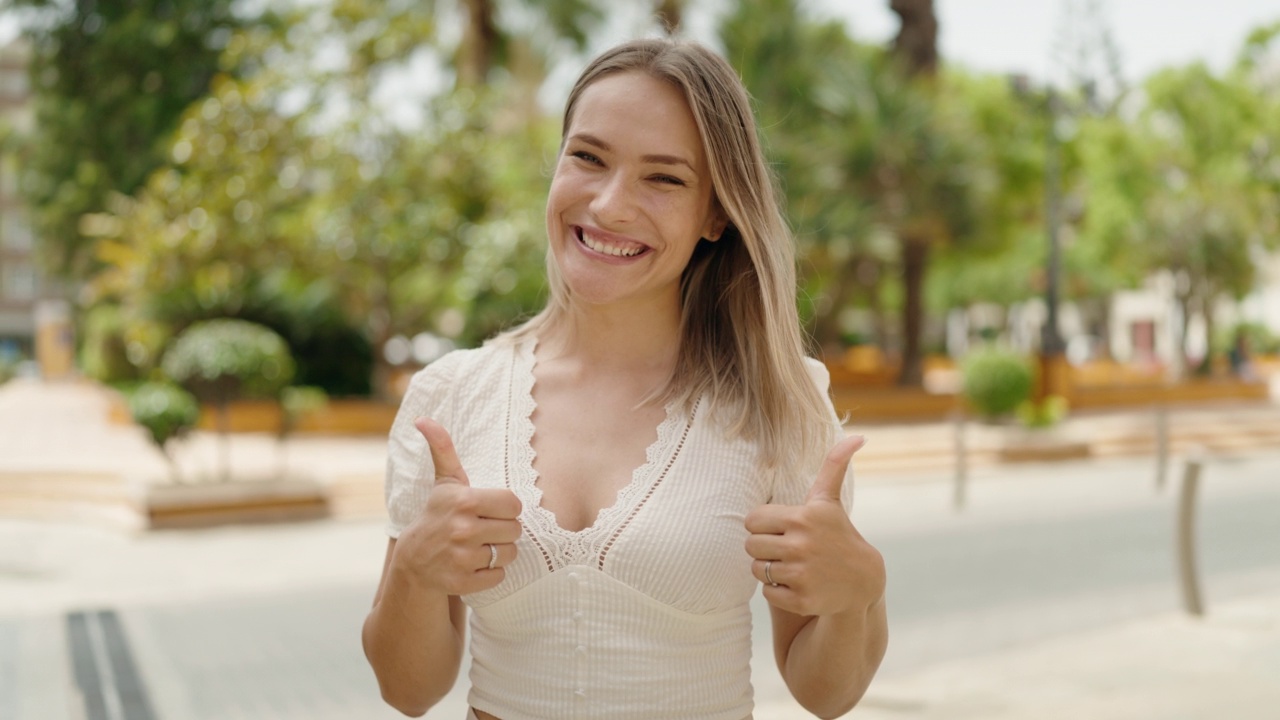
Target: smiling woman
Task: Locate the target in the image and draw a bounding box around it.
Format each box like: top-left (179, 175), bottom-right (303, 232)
top-left (362, 38), bottom-right (888, 720)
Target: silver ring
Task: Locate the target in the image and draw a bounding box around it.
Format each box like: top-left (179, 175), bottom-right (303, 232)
top-left (486, 543), bottom-right (498, 571)
top-left (764, 560), bottom-right (778, 587)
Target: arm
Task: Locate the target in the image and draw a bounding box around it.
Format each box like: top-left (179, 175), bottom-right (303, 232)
top-left (746, 434), bottom-right (888, 718)
top-left (770, 579), bottom-right (888, 718)
top-left (363, 418), bottom-right (523, 717)
top-left (362, 538), bottom-right (468, 717)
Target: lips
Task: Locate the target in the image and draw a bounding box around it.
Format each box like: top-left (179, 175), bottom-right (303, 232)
top-left (574, 225), bottom-right (650, 258)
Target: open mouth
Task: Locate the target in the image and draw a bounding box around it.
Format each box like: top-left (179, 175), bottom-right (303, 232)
top-left (575, 226), bottom-right (649, 258)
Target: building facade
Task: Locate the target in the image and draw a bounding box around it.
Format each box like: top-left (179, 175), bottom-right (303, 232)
top-left (0, 38), bottom-right (54, 366)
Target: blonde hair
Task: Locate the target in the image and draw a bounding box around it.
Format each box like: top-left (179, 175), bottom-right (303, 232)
top-left (505, 38), bottom-right (830, 471)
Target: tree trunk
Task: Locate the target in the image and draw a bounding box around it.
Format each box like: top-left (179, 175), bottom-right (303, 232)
top-left (898, 235), bottom-right (929, 386)
top-left (811, 260), bottom-right (858, 353)
top-left (1172, 292), bottom-right (1191, 381)
top-left (1198, 290), bottom-right (1217, 377)
top-left (458, 0), bottom-right (498, 86)
top-left (889, 0), bottom-right (939, 76)
top-left (216, 400), bottom-right (231, 482)
top-left (890, 0), bottom-right (939, 388)
top-left (655, 0), bottom-right (683, 35)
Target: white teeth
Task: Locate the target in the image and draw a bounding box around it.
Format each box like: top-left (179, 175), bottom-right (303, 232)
top-left (580, 230), bottom-right (643, 257)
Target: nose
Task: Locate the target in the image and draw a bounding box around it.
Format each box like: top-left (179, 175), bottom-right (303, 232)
top-left (588, 171), bottom-right (638, 225)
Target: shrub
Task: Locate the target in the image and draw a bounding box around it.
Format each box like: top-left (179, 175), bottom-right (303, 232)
top-left (161, 319), bottom-right (296, 402)
top-left (962, 348), bottom-right (1035, 420)
top-left (127, 381), bottom-right (200, 482)
top-left (128, 381), bottom-right (200, 446)
top-left (1017, 395), bottom-right (1069, 428)
top-left (161, 319), bottom-right (295, 481)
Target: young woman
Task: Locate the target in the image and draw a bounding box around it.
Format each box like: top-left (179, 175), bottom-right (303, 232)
top-left (362, 38), bottom-right (887, 719)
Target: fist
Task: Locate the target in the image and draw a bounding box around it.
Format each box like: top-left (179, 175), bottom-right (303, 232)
top-left (744, 434), bottom-right (885, 617)
top-left (395, 418), bottom-right (523, 596)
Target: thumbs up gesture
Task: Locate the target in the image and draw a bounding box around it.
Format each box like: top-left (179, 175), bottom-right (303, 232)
top-left (393, 418), bottom-right (524, 597)
top-left (744, 434), bottom-right (885, 617)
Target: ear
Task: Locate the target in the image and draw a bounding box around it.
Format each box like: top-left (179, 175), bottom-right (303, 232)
top-left (702, 204), bottom-right (729, 243)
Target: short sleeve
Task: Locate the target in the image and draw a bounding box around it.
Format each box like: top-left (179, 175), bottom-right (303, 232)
top-left (384, 352), bottom-right (462, 538)
top-left (768, 358), bottom-right (855, 512)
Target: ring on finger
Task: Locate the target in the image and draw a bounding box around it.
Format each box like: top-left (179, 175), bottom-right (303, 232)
top-left (764, 560), bottom-right (778, 587)
top-left (486, 543), bottom-right (498, 571)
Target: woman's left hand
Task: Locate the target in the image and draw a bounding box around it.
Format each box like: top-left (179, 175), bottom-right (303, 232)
top-left (744, 434), bottom-right (885, 618)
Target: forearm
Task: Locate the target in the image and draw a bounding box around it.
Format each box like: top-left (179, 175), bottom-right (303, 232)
top-left (782, 597), bottom-right (888, 718)
top-left (362, 560), bottom-right (465, 716)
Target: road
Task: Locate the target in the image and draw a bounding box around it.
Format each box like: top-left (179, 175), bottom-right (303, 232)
top-left (2, 450), bottom-right (1277, 719)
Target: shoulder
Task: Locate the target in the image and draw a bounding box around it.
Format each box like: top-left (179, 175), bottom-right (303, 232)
top-left (405, 342), bottom-right (508, 389)
top-left (802, 356), bottom-right (831, 392)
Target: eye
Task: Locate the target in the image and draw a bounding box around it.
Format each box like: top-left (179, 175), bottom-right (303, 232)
top-left (651, 175), bottom-right (686, 186)
top-left (571, 150), bottom-right (602, 165)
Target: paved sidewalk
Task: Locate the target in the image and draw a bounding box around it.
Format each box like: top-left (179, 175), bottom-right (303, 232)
top-left (845, 593), bottom-right (1280, 720)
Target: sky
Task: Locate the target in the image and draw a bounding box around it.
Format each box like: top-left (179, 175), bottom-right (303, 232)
top-left (816, 0), bottom-right (1280, 85)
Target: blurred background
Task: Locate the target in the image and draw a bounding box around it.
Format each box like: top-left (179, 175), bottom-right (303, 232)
top-left (0, 0), bottom-right (1278, 719)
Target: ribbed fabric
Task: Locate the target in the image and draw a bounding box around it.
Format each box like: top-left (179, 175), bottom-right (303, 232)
top-left (385, 337), bottom-right (853, 719)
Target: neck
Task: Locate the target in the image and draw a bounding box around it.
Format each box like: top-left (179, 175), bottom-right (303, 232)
top-left (540, 295), bottom-right (682, 379)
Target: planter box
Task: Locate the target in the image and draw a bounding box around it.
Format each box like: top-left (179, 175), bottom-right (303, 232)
top-left (994, 425), bottom-right (1093, 463)
top-left (139, 478), bottom-right (328, 530)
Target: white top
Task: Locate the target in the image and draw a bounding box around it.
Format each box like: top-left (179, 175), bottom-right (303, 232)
top-left (385, 336), bottom-right (852, 720)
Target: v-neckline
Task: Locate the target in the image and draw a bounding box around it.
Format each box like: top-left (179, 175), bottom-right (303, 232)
top-left (506, 336), bottom-right (688, 569)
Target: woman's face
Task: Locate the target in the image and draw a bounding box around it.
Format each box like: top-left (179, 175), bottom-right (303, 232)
top-left (545, 70), bottom-right (725, 313)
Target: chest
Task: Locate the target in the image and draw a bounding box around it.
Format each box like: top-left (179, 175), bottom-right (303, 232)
top-left (529, 382), bottom-right (668, 533)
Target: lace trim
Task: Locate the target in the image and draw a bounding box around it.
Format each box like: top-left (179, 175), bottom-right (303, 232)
top-left (507, 336), bottom-right (689, 570)
top-left (507, 339), bottom-right (555, 573)
top-left (598, 399), bottom-right (697, 571)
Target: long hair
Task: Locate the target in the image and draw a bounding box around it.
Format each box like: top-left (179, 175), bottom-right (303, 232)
top-left (505, 38), bottom-right (831, 472)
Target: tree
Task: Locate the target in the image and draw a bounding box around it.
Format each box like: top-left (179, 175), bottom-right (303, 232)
top-left (162, 319), bottom-right (295, 481)
top-left (3, 0), bottom-right (250, 281)
top-left (887, 0), bottom-right (940, 385)
top-left (126, 381), bottom-right (199, 483)
top-left (92, 11), bottom-right (557, 398)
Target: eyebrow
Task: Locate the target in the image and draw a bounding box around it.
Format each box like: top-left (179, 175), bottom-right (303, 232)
top-left (570, 132), bottom-right (696, 172)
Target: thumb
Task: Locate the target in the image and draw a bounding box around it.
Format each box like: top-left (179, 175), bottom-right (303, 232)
top-left (415, 417), bottom-right (470, 486)
top-left (805, 433), bottom-right (866, 504)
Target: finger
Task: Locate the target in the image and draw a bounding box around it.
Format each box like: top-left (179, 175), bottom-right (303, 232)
top-left (805, 433), bottom-right (866, 504)
top-left (469, 489), bottom-right (523, 521)
top-left (744, 533), bottom-right (790, 562)
top-left (744, 504), bottom-right (795, 535)
top-left (473, 517), bottom-right (524, 545)
top-left (760, 583), bottom-right (805, 615)
top-left (416, 417), bottom-right (469, 486)
top-left (751, 559), bottom-right (790, 587)
top-left (473, 542), bottom-right (518, 571)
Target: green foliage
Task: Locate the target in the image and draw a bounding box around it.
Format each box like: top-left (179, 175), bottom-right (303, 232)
top-left (126, 380), bottom-right (199, 449)
top-left (92, 10), bottom-right (555, 395)
top-left (0, 357), bottom-right (15, 385)
top-left (161, 318), bottom-right (295, 403)
top-left (961, 348), bottom-right (1035, 420)
top-left (279, 385), bottom-right (328, 437)
top-left (1017, 395), bottom-right (1069, 428)
top-left (11, 0), bottom-right (252, 280)
top-left (1220, 322), bottom-right (1280, 355)
top-left (79, 303), bottom-right (145, 384)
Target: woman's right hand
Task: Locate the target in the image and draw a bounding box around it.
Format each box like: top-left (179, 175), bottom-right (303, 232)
top-left (393, 417), bottom-right (523, 596)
